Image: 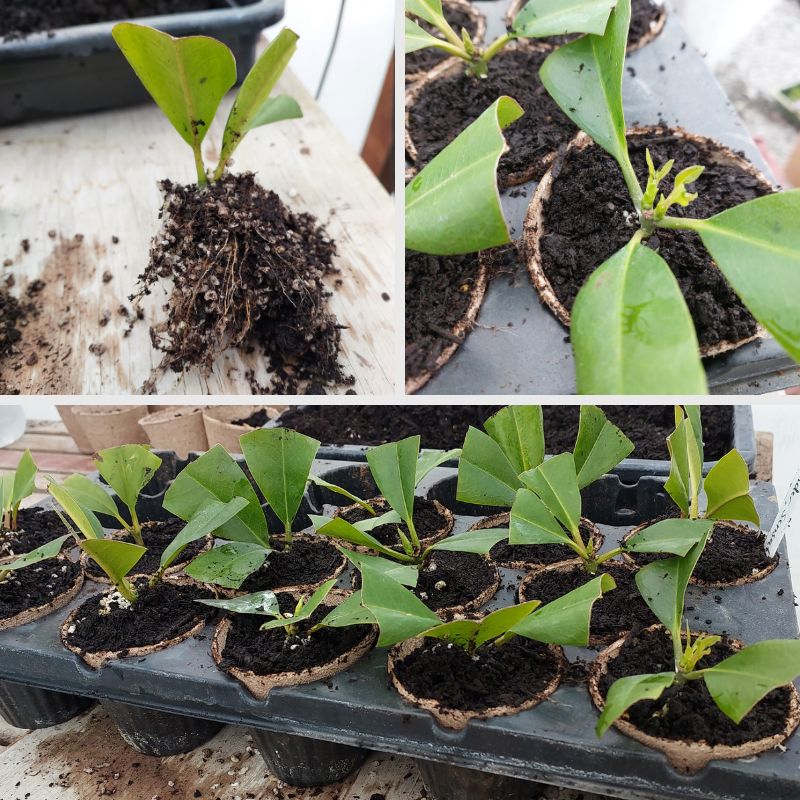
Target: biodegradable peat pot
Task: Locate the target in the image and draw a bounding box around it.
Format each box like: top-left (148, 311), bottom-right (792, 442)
top-left (414, 759), bottom-right (546, 800)
top-left (0, 679), bottom-right (92, 730)
top-left (55, 405), bottom-right (94, 453)
top-left (519, 560), bottom-right (657, 648)
top-left (0, 555), bottom-right (84, 631)
top-left (70, 405), bottom-right (149, 451)
top-left (139, 406), bottom-right (208, 458)
top-left (211, 589), bottom-right (378, 701)
top-left (405, 0), bottom-right (486, 84)
top-left (505, 0), bottom-right (666, 53)
top-left (0, 507), bottom-right (74, 558)
top-left (622, 518), bottom-right (779, 587)
top-left (388, 636), bottom-right (564, 731)
top-left (203, 405), bottom-right (285, 453)
top-left (470, 512), bottom-right (604, 570)
top-left (523, 126), bottom-right (774, 359)
top-left (60, 577), bottom-right (218, 669)
top-left (589, 625), bottom-right (800, 774)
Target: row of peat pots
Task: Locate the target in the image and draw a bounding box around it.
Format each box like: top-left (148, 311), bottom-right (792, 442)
top-left (404, 0), bottom-right (800, 395)
top-left (0, 455), bottom-right (797, 800)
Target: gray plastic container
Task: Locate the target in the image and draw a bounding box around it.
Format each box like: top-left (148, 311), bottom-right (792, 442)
top-left (0, 0), bottom-right (284, 125)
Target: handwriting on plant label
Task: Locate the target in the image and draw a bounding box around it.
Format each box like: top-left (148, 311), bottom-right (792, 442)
top-left (765, 470), bottom-right (800, 558)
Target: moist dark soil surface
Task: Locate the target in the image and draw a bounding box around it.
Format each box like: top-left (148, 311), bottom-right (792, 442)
top-left (1, 0), bottom-right (229, 40)
top-left (393, 636), bottom-right (560, 712)
top-left (0, 559), bottom-right (81, 620)
top-left (339, 497), bottom-right (449, 549)
top-left (406, 2), bottom-right (481, 78)
top-left (408, 47), bottom-right (577, 184)
top-left (538, 130), bottom-right (771, 349)
top-left (628, 520), bottom-right (777, 584)
top-left (543, 405), bottom-right (734, 461)
top-left (485, 518), bottom-right (600, 567)
top-left (416, 550), bottom-right (497, 612)
top-left (231, 408), bottom-right (271, 428)
top-left (64, 580), bottom-right (216, 654)
top-left (134, 173), bottom-right (352, 395)
top-left (599, 627), bottom-right (794, 745)
top-left (522, 562), bottom-right (657, 643)
top-left (83, 519), bottom-right (208, 579)
top-left (219, 592), bottom-right (374, 675)
top-left (238, 536), bottom-right (344, 592)
top-left (0, 508), bottom-right (70, 557)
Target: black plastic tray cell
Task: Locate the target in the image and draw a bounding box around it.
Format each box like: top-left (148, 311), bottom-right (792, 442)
top-left (0, 459), bottom-right (797, 800)
top-left (412, 1), bottom-right (800, 395)
top-left (0, 1), bottom-right (285, 124)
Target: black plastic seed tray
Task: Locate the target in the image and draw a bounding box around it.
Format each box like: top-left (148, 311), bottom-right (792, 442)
top-left (0, 0), bottom-right (284, 124)
top-left (413, 1), bottom-right (800, 395)
top-left (0, 457), bottom-right (798, 800)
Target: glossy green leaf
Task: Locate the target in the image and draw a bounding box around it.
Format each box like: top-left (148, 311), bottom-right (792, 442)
top-left (48, 481), bottom-right (105, 540)
top-left (185, 541), bottom-right (269, 589)
top-left (688, 191), bottom-right (800, 362)
top-left (366, 437), bottom-right (420, 527)
top-left (258, 579), bottom-right (337, 632)
top-left (573, 406), bottom-right (634, 488)
top-left (405, 17), bottom-right (449, 54)
top-left (62, 474), bottom-right (122, 523)
top-left (405, 97), bottom-right (523, 255)
top-left (626, 518), bottom-right (713, 557)
top-left (703, 450), bottom-right (759, 525)
top-left (571, 240), bottom-right (708, 395)
top-left (307, 474), bottom-right (373, 514)
top-left (426, 528), bottom-right (508, 556)
top-left (405, 0), bottom-right (445, 27)
top-left (196, 590), bottom-right (281, 617)
top-left (0, 476), bottom-right (12, 517)
top-left (80, 538), bottom-right (146, 586)
top-left (247, 94), bottom-right (302, 130)
top-left (519, 453), bottom-right (581, 537)
top-left (509, 488), bottom-right (572, 547)
top-left (94, 445), bottom-right (162, 520)
top-left (596, 672), bottom-right (676, 737)
top-left (10, 450), bottom-right (37, 509)
top-left (339, 548), bottom-right (419, 587)
top-left (514, 0), bottom-right (617, 37)
top-left (684, 405), bottom-right (704, 465)
top-left (310, 515), bottom-right (412, 562)
top-left (484, 406), bottom-right (545, 475)
top-left (664, 412), bottom-right (703, 517)
top-left (456, 427), bottom-right (522, 507)
top-left (320, 590), bottom-right (378, 628)
top-left (415, 448), bottom-right (462, 486)
top-left (0, 535), bottom-right (72, 571)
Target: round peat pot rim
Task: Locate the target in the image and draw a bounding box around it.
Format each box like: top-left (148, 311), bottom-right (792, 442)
top-left (505, 0), bottom-right (667, 53)
top-left (404, 40), bottom-right (552, 188)
top-left (388, 636), bottom-right (565, 731)
top-left (470, 512), bottom-right (604, 570)
top-left (621, 518), bottom-right (779, 588)
top-left (426, 551), bottom-right (502, 620)
top-left (211, 588), bottom-right (379, 701)
top-left (405, 0), bottom-right (488, 85)
top-left (332, 497), bottom-right (455, 554)
top-left (59, 575), bottom-right (216, 670)
top-left (588, 624), bottom-right (800, 774)
top-left (79, 520), bottom-right (214, 585)
top-left (0, 554), bottom-right (84, 632)
top-left (522, 125), bottom-right (772, 359)
top-left (405, 251), bottom-right (490, 395)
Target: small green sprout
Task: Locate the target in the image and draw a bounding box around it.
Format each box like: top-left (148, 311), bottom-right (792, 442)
top-left (0, 450), bottom-right (37, 532)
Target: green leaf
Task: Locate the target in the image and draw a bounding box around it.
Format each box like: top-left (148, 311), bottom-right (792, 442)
top-left (426, 528), bottom-right (508, 555)
top-left (519, 453), bottom-right (581, 537)
top-left (415, 448), bottom-right (462, 486)
top-left (164, 446), bottom-right (267, 545)
top-left (310, 515), bottom-right (411, 562)
top-left (216, 28), bottom-right (299, 175)
top-left (456, 427), bottom-right (522, 507)
top-left (405, 0), bottom-right (445, 27)
top-left (405, 17), bottom-right (449, 54)
top-left (484, 406), bottom-right (545, 475)
top-left (509, 488), bottom-right (572, 547)
top-left (11, 450), bottom-right (37, 509)
top-left (684, 405), bottom-right (704, 466)
top-left (80, 538), bottom-right (146, 585)
top-left (196, 590), bottom-right (282, 617)
top-left (95, 445), bottom-right (162, 520)
top-left (240, 428), bottom-right (320, 535)
top-left (514, 0), bottom-right (618, 38)
top-left (0, 535), bottom-right (71, 571)
top-left (420, 619), bottom-right (479, 649)
top-left (112, 23), bottom-right (236, 159)
top-left (664, 412), bottom-right (703, 517)
top-left (48, 481), bottom-right (105, 540)
top-left (307, 474), bottom-right (373, 514)
top-left (0, 476), bottom-right (12, 516)
top-left (366, 437), bottom-right (420, 527)
top-left (339, 547), bottom-right (419, 587)
top-left (626, 518), bottom-right (713, 557)
top-left (596, 672), bottom-right (676, 737)
top-left (160, 496), bottom-right (250, 571)
top-left (571, 240), bottom-right (708, 395)
top-left (246, 94), bottom-right (302, 130)
top-left (405, 97), bottom-right (523, 255)
top-left (573, 406), bottom-right (634, 488)
top-left (703, 450), bottom-right (759, 525)
top-left (688, 191), bottom-right (800, 362)
top-left (703, 640), bottom-right (800, 724)
top-left (185, 542), bottom-right (268, 589)
top-left (512, 573), bottom-right (616, 646)
top-left (355, 511), bottom-right (402, 532)
top-left (62, 474), bottom-right (122, 522)
top-left (320, 590), bottom-right (378, 628)
top-left (258, 579), bottom-right (337, 632)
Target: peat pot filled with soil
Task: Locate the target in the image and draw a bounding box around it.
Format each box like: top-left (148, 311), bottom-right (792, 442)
top-left (589, 626), bottom-right (800, 773)
top-left (524, 127), bottom-right (774, 357)
top-left (0, 507), bottom-right (71, 557)
top-left (623, 518), bottom-right (778, 587)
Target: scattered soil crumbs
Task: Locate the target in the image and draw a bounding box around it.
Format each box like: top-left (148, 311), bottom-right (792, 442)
top-left (0, 560), bottom-right (80, 620)
top-left (134, 173), bottom-right (353, 394)
top-left (0, 508), bottom-right (70, 557)
top-left (0, 277), bottom-right (44, 393)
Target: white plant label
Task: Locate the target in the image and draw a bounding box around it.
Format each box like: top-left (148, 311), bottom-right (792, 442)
top-left (765, 469), bottom-right (800, 558)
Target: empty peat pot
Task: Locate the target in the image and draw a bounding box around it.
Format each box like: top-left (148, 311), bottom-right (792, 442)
top-left (589, 625), bottom-right (800, 774)
top-left (415, 759), bottom-right (546, 800)
top-left (0, 679), bottom-right (92, 729)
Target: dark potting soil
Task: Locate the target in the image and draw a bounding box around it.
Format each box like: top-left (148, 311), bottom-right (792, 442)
top-left (538, 130), bottom-right (772, 349)
top-left (627, 520), bottom-right (777, 584)
top-left (406, 2), bottom-right (482, 78)
top-left (83, 519), bottom-right (208, 579)
top-left (0, 0), bottom-right (230, 40)
top-left (543, 405), bottom-right (734, 462)
top-left (522, 562), bottom-right (657, 643)
top-left (599, 627), bottom-right (793, 746)
top-left (133, 173), bottom-right (353, 395)
top-left (408, 47), bottom-right (577, 184)
top-left (416, 550), bottom-right (497, 612)
top-left (0, 559), bottom-right (80, 620)
top-left (0, 508), bottom-right (70, 557)
top-left (339, 497), bottom-right (449, 548)
top-left (64, 580), bottom-right (216, 654)
top-left (0, 286), bottom-right (27, 358)
top-left (488, 518), bottom-right (600, 567)
top-left (231, 408), bottom-right (270, 428)
top-left (219, 591), bottom-right (374, 675)
top-left (393, 635), bottom-right (560, 712)
top-left (238, 536), bottom-right (344, 592)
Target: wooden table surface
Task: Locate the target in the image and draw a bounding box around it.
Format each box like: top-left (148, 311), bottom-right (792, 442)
top-left (0, 49), bottom-right (396, 396)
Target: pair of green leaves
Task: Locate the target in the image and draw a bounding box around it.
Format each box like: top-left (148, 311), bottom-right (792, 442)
top-left (0, 450), bottom-right (37, 530)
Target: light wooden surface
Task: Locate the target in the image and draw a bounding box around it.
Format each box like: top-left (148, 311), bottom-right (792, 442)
top-left (0, 43), bottom-right (395, 396)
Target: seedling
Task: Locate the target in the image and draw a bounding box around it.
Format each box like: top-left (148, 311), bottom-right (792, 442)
top-left (113, 24), bottom-right (302, 185)
top-left (0, 450), bottom-right (37, 532)
top-left (406, 0), bottom-right (619, 77)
